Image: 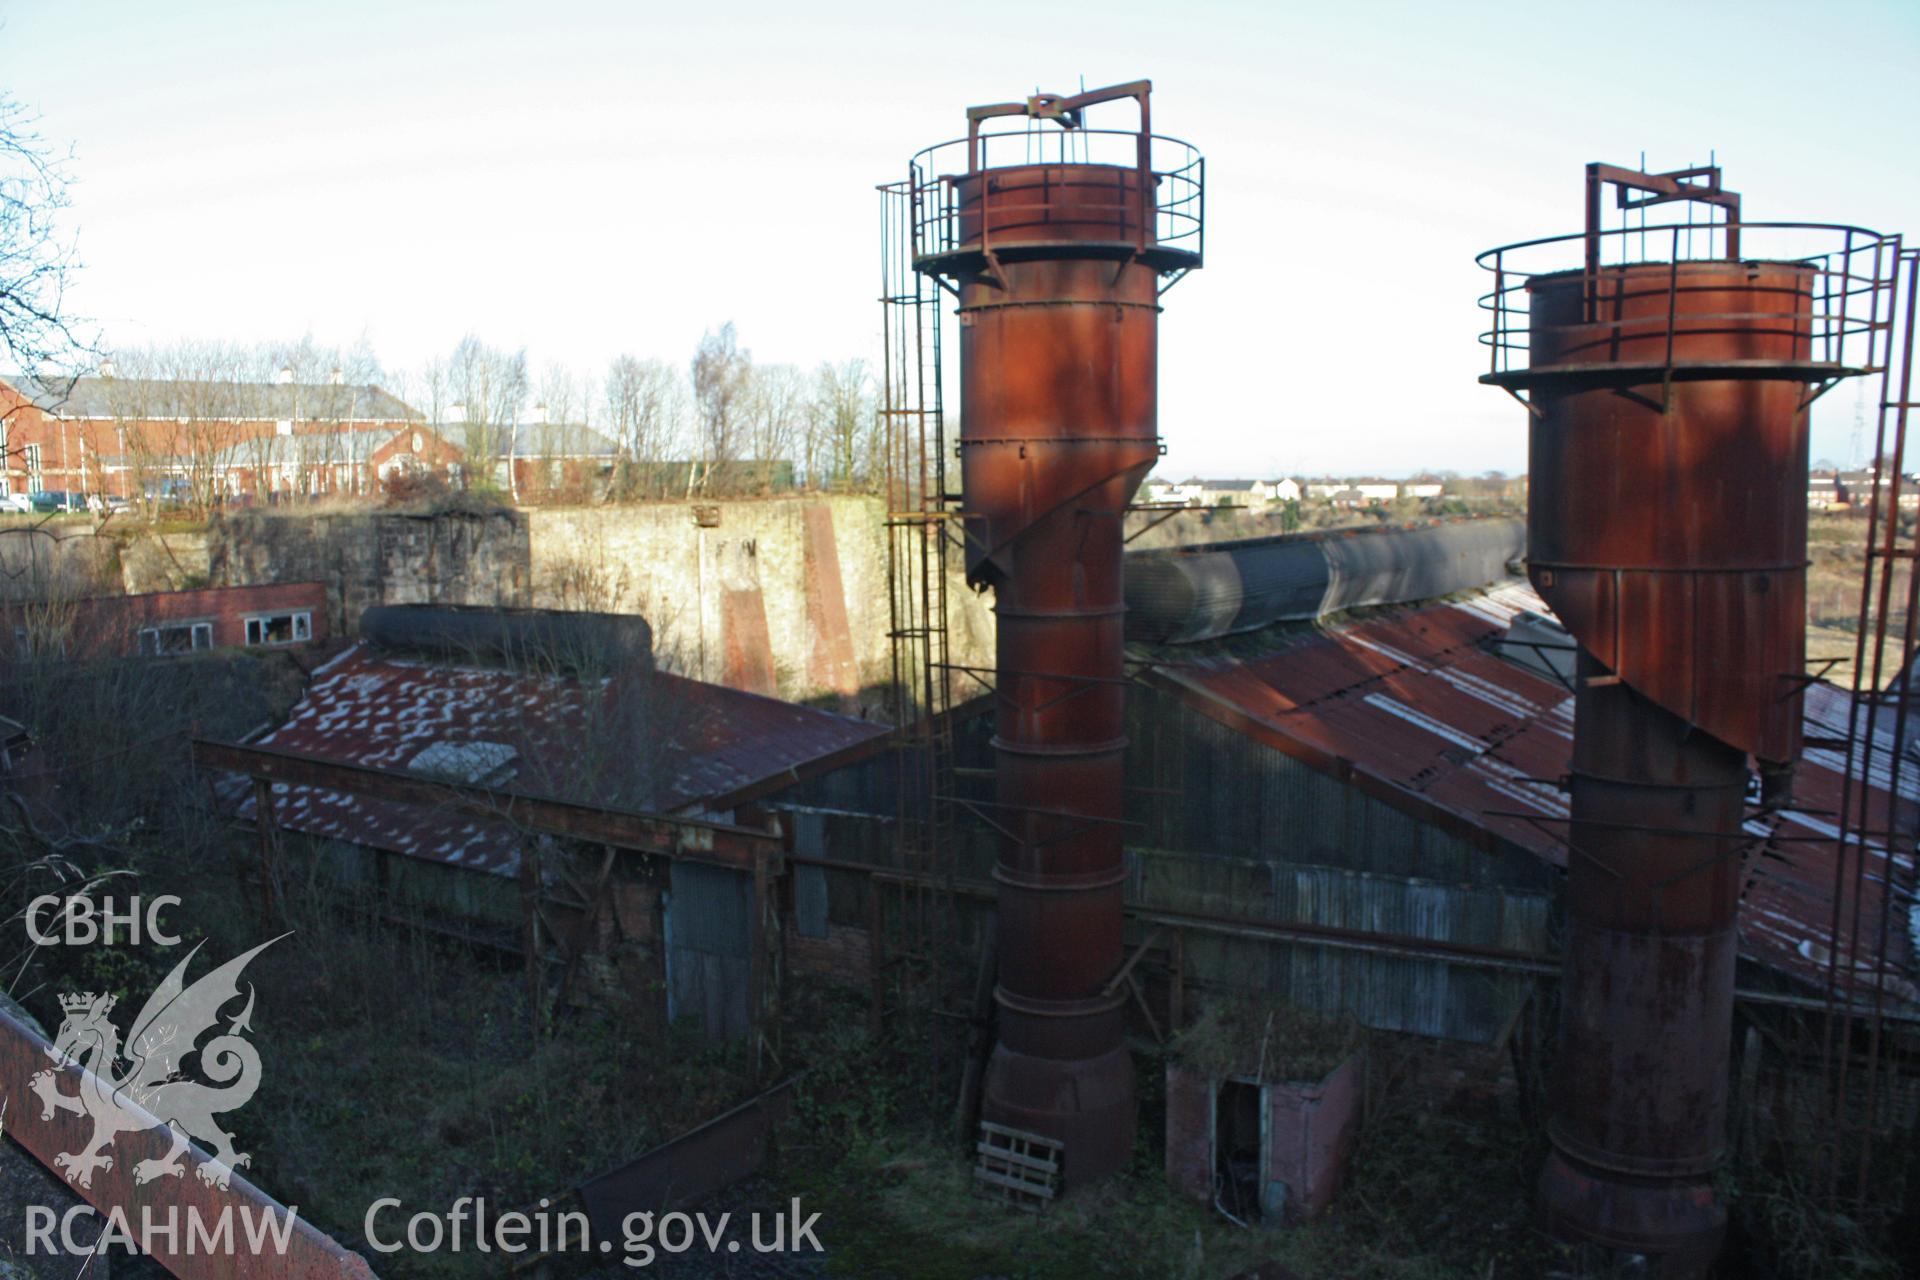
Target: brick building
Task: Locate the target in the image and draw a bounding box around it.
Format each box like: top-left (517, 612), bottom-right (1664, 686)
top-left (0, 372), bottom-right (421, 504)
top-left (0, 582), bottom-right (329, 661)
top-left (460, 420), bottom-right (621, 498)
top-left (208, 424), bottom-right (465, 499)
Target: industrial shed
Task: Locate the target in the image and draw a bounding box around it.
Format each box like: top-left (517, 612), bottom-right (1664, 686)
top-left (205, 584), bottom-right (1919, 1067)
top-left (1138, 579), bottom-right (1916, 1010)
top-left (766, 575), bottom-right (1917, 1054)
top-left (208, 609), bottom-right (891, 1041)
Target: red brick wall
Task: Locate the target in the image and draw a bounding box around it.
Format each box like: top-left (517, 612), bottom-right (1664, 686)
top-left (0, 581), bottom-right (329, 659)
top-left (370, 426), bottom-right (463, 475)
top-left (1163, 1054), bottom-right (1365, 1219)
top-left (0, 379), bottom-right (419, 500)
top-left (1165, 1063), bottom-right (1216, 1203)
top-left (784, 921), bottom-right (873, 988)
top-left (1266, 1052), bottom-right (1363, 1218)
top-left (0, 385), bottom-right (60, 496)
top-left (223, 425), bottom-right (465, 499)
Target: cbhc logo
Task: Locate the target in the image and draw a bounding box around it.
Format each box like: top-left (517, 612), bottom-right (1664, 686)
top-left (25, 896), bottom-right (183, 946)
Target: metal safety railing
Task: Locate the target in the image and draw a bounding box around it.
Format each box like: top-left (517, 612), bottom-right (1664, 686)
top-left (905, 129), bottom-right (1204, 267)
top-left (1819, 242), bottom-right (1920, 1208)
top-left (1476, 221), bottom-right (1901, 385)
top-left (877, 171), bottom-right (963, 1067)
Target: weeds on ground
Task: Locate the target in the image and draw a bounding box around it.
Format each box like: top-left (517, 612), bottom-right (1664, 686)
top-left (1724, 1163), bottom-right (1908, 1279)
top-left (775, 1010), bottom-right (1563, 1280)
top-left (230, 890), bottom-right (758, 1277)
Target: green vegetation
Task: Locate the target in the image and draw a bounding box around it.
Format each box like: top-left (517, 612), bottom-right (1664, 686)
top-left (1170, 993), bottom-right (1361, 1084)
top-left (1806, 510), bottom-right (1911, 689)
top-left (781, 1008), bottom-right (1562, 1279)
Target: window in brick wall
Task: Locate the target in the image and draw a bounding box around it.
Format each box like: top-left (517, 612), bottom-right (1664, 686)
top-left (137, 622), bottom-right (213, 657)
top-left (244, 611), bottom-right (312, 646)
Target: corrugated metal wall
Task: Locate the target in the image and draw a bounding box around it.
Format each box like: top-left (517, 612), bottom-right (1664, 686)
top-left (771, 690), bottom-right (1558, 1044)
top-left (1130, 849), bottom-right (1548, 1041)
top-left (665, 862), bottom-right (752, 1040)
top-left (1126, 691), bottom-right (1554, 890)
top-left (1122, 692), bottom-right (1555, 1041)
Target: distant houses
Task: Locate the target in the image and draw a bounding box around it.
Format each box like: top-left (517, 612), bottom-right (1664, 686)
top-left (1808, 466), bottom-right (1920, 511)
top-left (460, 419), bottom-right (623, 497)
top-left (1147, 477), bottom-right (1301, 506)
top-left (1145, 474), bottom-right (1475, 508)
top-left (207, 424), bottom-right (465, 498)
top-left (0, 371), bottom-right (421, 504)
top-left (0, 372), bottom-right (797, 507)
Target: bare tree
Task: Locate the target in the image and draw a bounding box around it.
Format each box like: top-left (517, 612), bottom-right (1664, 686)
top-left (443, 335), bottom-right (527, 490)
top-left (813, 357), bottom-right (874, 491)
top-left (604, 355), bottom-right (685, 467)
top-left (0, 94), bottom-right (94, 395)
top-left (530, 362), bottom-right (605, 500)
top-left (740, 362), bottom-right (804, 492)
top-left (690, 323), bottom-right (750, 485)
top-left (105, 342), bottom-right (256, 514)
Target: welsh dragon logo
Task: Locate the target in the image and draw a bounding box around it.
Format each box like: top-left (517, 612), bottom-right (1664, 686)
top-left (27, 935), bottom-right (284, 1191)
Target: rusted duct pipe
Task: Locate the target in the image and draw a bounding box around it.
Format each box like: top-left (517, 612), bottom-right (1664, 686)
top-left (1545, 656), bottom-right (1748, 1269)
top-left (1479, 165), bottom-right (1896, 1273)
top-left (907, 81), bottom-right (1203, 1184)
top-left (1125, 517), bottom-right (1525, 644)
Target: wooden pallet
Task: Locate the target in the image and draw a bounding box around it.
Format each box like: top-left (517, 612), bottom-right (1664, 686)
top-left (973, 1121), bottom-right (1062, 1211)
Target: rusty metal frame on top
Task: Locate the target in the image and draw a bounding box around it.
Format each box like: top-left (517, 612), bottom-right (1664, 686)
top-left (904, 79), bottom-right (1205, 290)
top-left (1476, 161), bottom-right (1899, 418)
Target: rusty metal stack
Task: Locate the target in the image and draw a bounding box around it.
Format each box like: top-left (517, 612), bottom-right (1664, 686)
top-left (903, 82), bottom-right (1203, 1183)
top-left (1480, 165), bottom-right (1897, 1273)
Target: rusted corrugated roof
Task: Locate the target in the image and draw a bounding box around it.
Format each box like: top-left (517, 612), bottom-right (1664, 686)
top-left (242, 644), bottom-right (888, 876)
top-left (1149, 580), bottom-right (1919, 1005)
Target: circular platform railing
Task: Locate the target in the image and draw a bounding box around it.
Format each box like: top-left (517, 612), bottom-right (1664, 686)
top-left (1477, 222), bottom-right (1901, 389)
top-left (906, 128), bottom-right (1204, 272)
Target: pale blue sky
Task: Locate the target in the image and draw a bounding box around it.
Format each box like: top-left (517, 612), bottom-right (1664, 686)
top-left (3, 0), bottom-right (1916, 476)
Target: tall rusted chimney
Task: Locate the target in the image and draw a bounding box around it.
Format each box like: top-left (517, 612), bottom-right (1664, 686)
top-left (1479, 166), bottom-right (1896, 1273)
top-left (904, 81), bottom-right (1204, 1184)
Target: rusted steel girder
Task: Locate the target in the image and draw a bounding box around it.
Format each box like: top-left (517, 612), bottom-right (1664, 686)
top-left (1479, 165), bottom-right (1893, 1274)
top-left (0, 1002), bottom-right (376, 1278)
top-left (906, 81), bottom-right (1201, 1185)
top-left (190, 738), bottom-right (783, 873)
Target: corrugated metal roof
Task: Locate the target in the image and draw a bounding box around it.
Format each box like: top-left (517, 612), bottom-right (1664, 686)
top-left (242, 644), bottom-right (889, 876)
top-left (8, 374), bottom-right (421, 422)
top-left (1151, 579), bottom-right (1919, 1005)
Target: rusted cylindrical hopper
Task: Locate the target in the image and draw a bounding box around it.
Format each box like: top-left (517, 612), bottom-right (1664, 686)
top-left (908, 82), bottom-right (1203, 1184)
top-left (1479, 166), bottom-right (1892, 1273)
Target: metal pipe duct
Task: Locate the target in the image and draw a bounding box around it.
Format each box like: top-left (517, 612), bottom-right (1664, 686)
top-left (1478, 164), bottom-right (1897, 1274)
top-left (906, 81), bottom-right (1204, 1185)
top-left (1124, 517), bottom-right (1523, 644)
